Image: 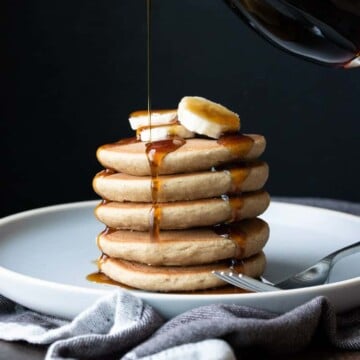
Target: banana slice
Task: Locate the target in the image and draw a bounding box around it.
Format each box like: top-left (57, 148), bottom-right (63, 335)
top-left (178, 96), bottom-right (240, 139)
top-left (138, 124), bottom-right (195, 142)
top-left (129, 109), bottom-right (177, 130)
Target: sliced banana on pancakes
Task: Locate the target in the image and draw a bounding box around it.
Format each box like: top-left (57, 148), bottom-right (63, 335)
top-left (130, 96), bottom-right (240, 141)
top-left (129, 109), bottom-right (177, 130)
top-left (137, 124), bottom-right (195, 142)
top-left (178, 96), bottom-right (240, 139)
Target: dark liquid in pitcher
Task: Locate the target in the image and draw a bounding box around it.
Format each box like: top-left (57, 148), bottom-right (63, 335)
top-left (225, 0), bottom-right (360, 67)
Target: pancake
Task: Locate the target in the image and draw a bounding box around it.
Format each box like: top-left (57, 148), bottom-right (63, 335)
top-left (98, 218), bottom-right (269, 266)
top-left (96, 134), bottom-right (266, 176)
top-left (93, 161), bottom-right (269, 202)
top-left (99, 251), bottom-right (266, 292)
top-left (95, 190), bottom-right (270, 230)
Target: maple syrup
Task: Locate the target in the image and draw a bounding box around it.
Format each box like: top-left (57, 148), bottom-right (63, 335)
top-left (136, 122), bottom-right (180, 139)
top-left (146, 0), bottom-right (152, 130)
top-left (144, 0), bottom-right (186, 241)
top-left (131, 109), bottom-right (177, 118)
top-left (213, 222), bottom-right (247, 258)
top-left (229, 167), bottom-right (249, 192)
top-left (97, 169), bottom-right (115, 177)
top-left (217, 134), bottom-right (254, 157)
top-left (86, 272), bottom-right (127, 287)
top-left (220, 194), bottom-right (245, 223)
top-left (96, 227), bottom-right (117, 249)
top-left (145, 137), bottom-right (186, 241)
top-left (228, 196), bottom-right (245, 222)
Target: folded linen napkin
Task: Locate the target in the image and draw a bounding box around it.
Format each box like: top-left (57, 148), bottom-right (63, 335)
top-left (1, 292), bottom-right (360, 359)
top-left (1, 198), bottom-right (359, 359)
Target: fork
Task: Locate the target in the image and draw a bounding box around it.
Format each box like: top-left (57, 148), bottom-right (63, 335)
top-left (213, 240), bottom-right (360, 292)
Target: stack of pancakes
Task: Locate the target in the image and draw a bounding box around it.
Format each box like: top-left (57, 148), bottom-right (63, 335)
top-left (93, 96), bottom-right (270, 292)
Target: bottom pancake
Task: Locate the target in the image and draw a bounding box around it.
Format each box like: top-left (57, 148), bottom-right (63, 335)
top-left (99, 252), bottom-right (266, 292)
top-left (98, 218), bottom-right (269, 266)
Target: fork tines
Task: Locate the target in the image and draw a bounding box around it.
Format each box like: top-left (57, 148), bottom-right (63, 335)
top-left (212, 271), bottom-right (278, 292)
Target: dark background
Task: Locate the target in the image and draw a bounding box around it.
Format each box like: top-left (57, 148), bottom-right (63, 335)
top-left (2, 0), bottom-right (360, 218)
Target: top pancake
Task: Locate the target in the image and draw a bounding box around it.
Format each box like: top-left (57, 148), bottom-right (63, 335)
top-left (96, 134), bottom-right (266, 176)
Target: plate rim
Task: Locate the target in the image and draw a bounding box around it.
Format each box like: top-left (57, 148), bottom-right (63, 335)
top-left (0, 199), bottom-right (360, 302)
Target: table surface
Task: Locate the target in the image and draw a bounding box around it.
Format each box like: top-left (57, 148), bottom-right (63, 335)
top-left (1, 340), bottom-right (360, 360)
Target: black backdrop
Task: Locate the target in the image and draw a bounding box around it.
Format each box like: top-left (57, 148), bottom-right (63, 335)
top-left (3, 0), bottom-right (360, 218)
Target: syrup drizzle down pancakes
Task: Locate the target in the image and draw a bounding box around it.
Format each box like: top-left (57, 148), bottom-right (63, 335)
top-left (91, 96), bottom-right (270, 292)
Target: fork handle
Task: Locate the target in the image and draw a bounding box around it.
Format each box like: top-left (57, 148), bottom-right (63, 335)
top-left (327, 241), bottom-right (360, 265)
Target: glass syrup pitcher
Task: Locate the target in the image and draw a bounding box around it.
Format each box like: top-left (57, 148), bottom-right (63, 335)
top-left (224, 0), bottom-right (360, 68)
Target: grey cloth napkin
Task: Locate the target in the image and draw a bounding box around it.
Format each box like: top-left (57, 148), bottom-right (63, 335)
top-left (0, 197), bottom-right (359, 359)
top-left (1, 292), bottom-right (360, 359)
top-left (0, 291), bottom-right (163, 359)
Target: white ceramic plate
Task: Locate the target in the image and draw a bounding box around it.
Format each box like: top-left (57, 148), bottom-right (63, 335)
top-left (0, 200), bottom-right (359, 320)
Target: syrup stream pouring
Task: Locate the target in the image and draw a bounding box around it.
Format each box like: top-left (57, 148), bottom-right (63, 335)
top-left (213, 241), bottom-right (360, 292)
